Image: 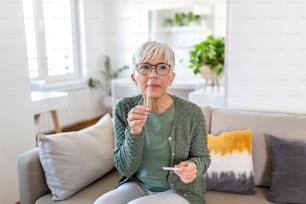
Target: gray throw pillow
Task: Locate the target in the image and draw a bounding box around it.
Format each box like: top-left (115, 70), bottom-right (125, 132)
top-left (268, 135), bottom-right (306, 204)
top-left (38, 113), bottom-right (114, 201)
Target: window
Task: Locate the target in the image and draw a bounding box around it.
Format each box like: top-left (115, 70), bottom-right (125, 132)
top-left (23, 0), bottom-right (84, 89)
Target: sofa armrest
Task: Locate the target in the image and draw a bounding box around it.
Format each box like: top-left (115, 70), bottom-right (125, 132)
top-left (17, 148), bottom-right (50, 204)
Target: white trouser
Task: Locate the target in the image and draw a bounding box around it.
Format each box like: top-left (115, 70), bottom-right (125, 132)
top-left (93, 182), bottom-right (190, 204)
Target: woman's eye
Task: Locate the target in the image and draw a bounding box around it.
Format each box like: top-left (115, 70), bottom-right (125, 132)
top-left (141, 65), bottom-right (151, 70)
top-left (159, 65), bottom-right (167, 70)
top-left (158, 64), bottom-right (169, 70)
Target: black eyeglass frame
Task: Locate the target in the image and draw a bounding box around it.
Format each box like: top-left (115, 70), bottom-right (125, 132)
top-left (136, 63), bottom-right (171, 76)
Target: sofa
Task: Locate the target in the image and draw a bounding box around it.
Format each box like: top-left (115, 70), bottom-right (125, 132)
top-left (17, 106), bottom-right (306, 204)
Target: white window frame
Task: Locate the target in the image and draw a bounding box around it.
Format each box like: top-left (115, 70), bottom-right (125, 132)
top-left (24, 0), bottom-right (86, 91)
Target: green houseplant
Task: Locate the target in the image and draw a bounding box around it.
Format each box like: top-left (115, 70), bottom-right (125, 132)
top-left (88, 56), bottom-right (128, 96)
top-left (188, 35), bottom-right (225, 78)
top-left (163, 11), bottom-right (201, 27)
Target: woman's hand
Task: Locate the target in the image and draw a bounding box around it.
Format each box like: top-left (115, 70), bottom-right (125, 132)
top-left (174, 161), bottom-right (197, 184)
top-left (127, 105), bottom-right (149, 135)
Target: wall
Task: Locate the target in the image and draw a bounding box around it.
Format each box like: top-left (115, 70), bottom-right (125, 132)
top-left (0, 0), bottom-right (36, 203)
top-left (226, 0), bottom-right (306, 113)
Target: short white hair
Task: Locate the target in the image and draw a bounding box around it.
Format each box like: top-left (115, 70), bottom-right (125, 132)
top-left (130, 41), bottom-right (175, 73)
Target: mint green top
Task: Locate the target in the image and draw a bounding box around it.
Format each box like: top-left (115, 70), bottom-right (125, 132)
top-left (113, 94), bottom-right (211, 204)
top-left (136, 104), bottom-right (174, 191)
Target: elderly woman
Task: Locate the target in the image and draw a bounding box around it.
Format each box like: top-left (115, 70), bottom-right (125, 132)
top-left (94, 41), bottom-right (210, 204)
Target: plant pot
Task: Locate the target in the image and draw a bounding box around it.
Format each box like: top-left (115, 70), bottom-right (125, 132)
top-left (200, 65), bottom-right (224, 90)
top-left (200, 65), bottom-right (223, 80)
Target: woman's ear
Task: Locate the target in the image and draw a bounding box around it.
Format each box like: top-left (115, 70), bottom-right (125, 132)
top-left (131, 73), bottom-right (138, 86)
top-left (168, 72), bottom-right (176, 87)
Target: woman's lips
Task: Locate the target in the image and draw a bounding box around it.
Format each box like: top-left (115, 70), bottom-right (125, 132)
top-left (147, 84), bottom-right (160, 88)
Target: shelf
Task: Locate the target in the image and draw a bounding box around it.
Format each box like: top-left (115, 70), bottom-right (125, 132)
top-left (156, 25), bottom-right (209, 33)
top-left (149, 6), bottom-right (214, 49)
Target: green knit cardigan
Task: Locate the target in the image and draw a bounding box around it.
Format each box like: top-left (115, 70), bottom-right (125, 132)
top-left (113, 94), bottom-right (211, 204)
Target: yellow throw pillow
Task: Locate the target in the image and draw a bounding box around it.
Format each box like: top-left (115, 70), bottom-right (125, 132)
top-left (208, 130), bottom-right (252, 156)
top-left (205, 129), bottom-right (255, 194)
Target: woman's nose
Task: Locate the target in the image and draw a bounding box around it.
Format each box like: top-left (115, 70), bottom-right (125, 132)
top-left (149, 66), bottom-right (158, 77)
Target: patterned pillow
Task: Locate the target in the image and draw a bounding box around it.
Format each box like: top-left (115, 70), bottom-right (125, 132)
top-left (204, 129), bottom-right (255, 194)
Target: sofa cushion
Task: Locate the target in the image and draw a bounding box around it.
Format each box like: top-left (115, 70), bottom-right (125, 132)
top-left (205, 129), bottom-right (255, 194)
top-left (37, 113), bottom-right (114, 201)
top-left (210, 108), bottom-right (306, 186)
top-left (201, 106), bottom-right (213, 133)
top-left (268, 135), bottom-right (306, 204)
top-left (35, 170), bottom-right (120, 204)
top-left (206, 187), bottom-right (272, 204)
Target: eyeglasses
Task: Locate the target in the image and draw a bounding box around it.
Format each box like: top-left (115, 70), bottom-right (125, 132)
top-left (136, 63), bottom-right (171, 76)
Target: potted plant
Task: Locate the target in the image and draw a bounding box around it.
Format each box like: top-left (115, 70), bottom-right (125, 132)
top-left (88, 56), bottom-right (128, 96)
top-left (188, 35), bottom-right (225, 80)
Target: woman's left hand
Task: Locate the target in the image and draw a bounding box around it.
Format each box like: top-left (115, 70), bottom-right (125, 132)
top-left (173, 161), bottom-right (197, 184)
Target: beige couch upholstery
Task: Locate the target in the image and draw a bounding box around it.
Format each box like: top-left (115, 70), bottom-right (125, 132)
top-left (17, 106), bottom-right (306, 204)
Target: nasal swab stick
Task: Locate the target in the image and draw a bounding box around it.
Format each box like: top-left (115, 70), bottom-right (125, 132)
top-left (162, 167), bottom-right (182, 171)
top-left (146, 88), bottom-right (150, 110)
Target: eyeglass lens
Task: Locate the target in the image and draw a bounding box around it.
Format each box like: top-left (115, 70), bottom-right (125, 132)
top-left (137, 63), bottom-right (170, 76)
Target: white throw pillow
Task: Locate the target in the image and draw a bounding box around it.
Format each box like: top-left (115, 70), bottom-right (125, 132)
top-left (38, 113), bottom-right (114, 201)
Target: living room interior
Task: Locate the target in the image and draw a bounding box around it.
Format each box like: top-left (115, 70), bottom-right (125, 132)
top-left (1, 0), bottom-right (306, 203)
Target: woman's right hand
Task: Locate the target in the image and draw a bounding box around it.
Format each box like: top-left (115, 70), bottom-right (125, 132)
top-left (127, 105), bottom-right (149, 135)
